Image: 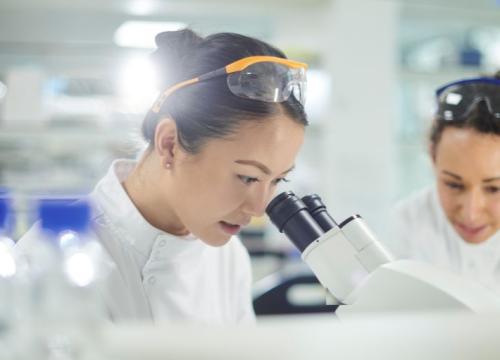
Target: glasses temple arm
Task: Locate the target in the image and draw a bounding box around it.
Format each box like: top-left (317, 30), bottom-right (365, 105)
top-left (198, 67), bottom-right (229, 82)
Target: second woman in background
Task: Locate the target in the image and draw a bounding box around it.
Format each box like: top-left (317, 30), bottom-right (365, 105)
top-left (390, 72), bottom-right (500, 294)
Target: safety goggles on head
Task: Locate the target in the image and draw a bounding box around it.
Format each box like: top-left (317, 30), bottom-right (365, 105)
top-left (151, 56), bottom-right (308, 113)
top-left (435, 78), bottom-right (500, 121)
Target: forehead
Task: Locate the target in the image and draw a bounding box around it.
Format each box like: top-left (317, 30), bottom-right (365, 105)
top-left (197, 115), bottom-right (305, 168)
top-left (436, 127), bottom-right (500, 177)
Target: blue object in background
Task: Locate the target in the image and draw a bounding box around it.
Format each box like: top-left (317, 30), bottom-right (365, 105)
top-left (460, 46), bottom-right (482, 67)
top-left (0, 188), bottom-right (14, 236)
top-left (38, 199), bottom-right (91, 235)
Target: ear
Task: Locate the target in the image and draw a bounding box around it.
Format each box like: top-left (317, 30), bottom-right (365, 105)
top-left (154, 117), bottom-right (179, 168)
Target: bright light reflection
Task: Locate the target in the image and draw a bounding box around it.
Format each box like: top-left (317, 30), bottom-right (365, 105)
top-left (114, 21), bottom-right (186, 49)
top-left (305, 69), bottom-right (331, 120)
top-left (490, 43), bottom-right (500, 67)
top-left (119, 55), bottom-right (159, 112)
top-left (64, 252), bottom-right (95, 287)
top-left (445, 93), bottom-right (462, 106)
top-left (274, 88), bottom-right (280, 102)
top-left (59, 230), bottom-right (78, 249)
top-left (0, 240), bottom-right (16, 278)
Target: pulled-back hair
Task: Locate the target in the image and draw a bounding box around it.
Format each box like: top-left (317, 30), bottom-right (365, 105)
top-left (430, 71), bottom-right (500, 151)
top-left (142, 29), bottom-right (308, 153)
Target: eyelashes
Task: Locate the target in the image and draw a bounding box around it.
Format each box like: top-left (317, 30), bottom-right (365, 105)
top-left (238, 175), bottom-right (259, 185)
top-left (444, 181), bottom-right (500, 194)
top-left (237, 175), bottom-right (290, 186)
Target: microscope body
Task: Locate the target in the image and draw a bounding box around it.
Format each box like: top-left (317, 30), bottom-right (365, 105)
top-left (301, 216), bottom-right (392, 305)
top-left (267, 192), bottom-right (500, 314)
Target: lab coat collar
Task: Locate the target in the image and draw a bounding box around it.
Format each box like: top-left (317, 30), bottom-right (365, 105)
top-left (91, 159), bottom-right (160, 261)
top-left (91, 159), bottom-right (203, 268)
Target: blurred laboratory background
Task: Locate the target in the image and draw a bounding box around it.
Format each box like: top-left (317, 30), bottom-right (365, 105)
top-left (1, 0), bottom-right (500, 312)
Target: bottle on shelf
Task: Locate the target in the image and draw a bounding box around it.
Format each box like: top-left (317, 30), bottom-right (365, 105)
top-left (0, 191), bottom-right (17, 358)
top-left (24, 197), bottom-right (112, 360)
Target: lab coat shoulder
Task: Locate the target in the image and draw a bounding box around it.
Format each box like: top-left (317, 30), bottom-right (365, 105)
top-left (389, 186), bottom-right (440, 259)
top-left (90, 192), bottom-right (255, 323)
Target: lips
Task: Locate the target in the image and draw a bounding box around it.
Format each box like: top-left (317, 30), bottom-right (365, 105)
top-left (455, 222), bottom-right (488, 239)
top-left (219, 221), bottom-right (248, 235)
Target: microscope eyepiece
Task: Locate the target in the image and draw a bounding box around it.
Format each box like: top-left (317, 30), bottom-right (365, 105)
top-left (266, 191), bottom-right (302, 231)
top-left (301, 194), bottom-right (338, 232)
top-left (266, 191), bottom-right (324, 252)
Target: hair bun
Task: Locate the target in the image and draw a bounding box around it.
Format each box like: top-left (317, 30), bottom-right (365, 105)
top-left (152, 29), bottom-right (204, 88)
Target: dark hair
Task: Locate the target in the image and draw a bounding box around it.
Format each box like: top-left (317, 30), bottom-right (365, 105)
top-left (429, 70), bottom-right (500, 151)
top-left (142, 29), bottom-right (308, 153)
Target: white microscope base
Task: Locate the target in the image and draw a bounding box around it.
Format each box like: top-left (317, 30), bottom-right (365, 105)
top-left (336, 259), bottom-right (500, 317)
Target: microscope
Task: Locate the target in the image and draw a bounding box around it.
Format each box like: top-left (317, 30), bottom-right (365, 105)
top-left (266, 191), bottom-right (500, 315)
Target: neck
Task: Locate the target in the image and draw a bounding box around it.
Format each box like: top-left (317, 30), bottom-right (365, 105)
top-left (122, 153), bottom-right (189, 236)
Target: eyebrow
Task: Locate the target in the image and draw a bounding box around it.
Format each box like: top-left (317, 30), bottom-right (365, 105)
top-left (235, 160), bottom-right (294, 176)
top-left (442, 170), bottom-right (500, 183)
top-left (442, 171), bottom-right (462, 180)
top-left (484, 177), bottom-right (500, 183)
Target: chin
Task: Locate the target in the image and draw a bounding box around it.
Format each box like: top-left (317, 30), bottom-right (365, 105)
top-left (461, 236), bottom-right (490, 245)
top-left (197, 231), bottom-right (233, 247)
top-left (456, 228), bottom-right (492, 245)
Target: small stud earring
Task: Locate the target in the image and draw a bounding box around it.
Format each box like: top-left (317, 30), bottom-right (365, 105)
top-left (165, 162), bottom-right (171, 169)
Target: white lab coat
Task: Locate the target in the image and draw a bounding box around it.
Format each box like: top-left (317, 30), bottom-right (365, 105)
top-left (388, 186), bottom-right (500, 295)
top-left (17, 159), bottom-right (256, 324)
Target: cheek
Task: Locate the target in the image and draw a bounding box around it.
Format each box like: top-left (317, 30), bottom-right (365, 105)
top-left (487, 199), bottom-right (500, 225)
top-left (177, 172), bottom-right (247, 219)
top-left (215, 179), bottom-right (249, 212)
top-left (436, 183), bottom-right (459, 216)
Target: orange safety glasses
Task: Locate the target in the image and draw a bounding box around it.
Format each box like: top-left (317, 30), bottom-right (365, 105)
top-left (151, 56), bottom-right (308, 113)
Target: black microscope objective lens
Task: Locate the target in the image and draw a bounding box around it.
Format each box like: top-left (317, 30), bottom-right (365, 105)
top-left (266, 191), bottom-right (324, 252)
top-left (301, 194), bottom-right (338, 232)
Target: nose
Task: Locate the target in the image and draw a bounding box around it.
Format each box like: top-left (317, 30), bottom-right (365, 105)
top-left (461, 189), bottom-right (486, 224)
top-left (241, 185), bottom-right (273, 217)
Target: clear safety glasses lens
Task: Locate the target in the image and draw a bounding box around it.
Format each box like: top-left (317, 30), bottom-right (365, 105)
top-left (437, 82), bottom-right (500, 121)
top-left (226, 62), bottom-right (306, 105)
